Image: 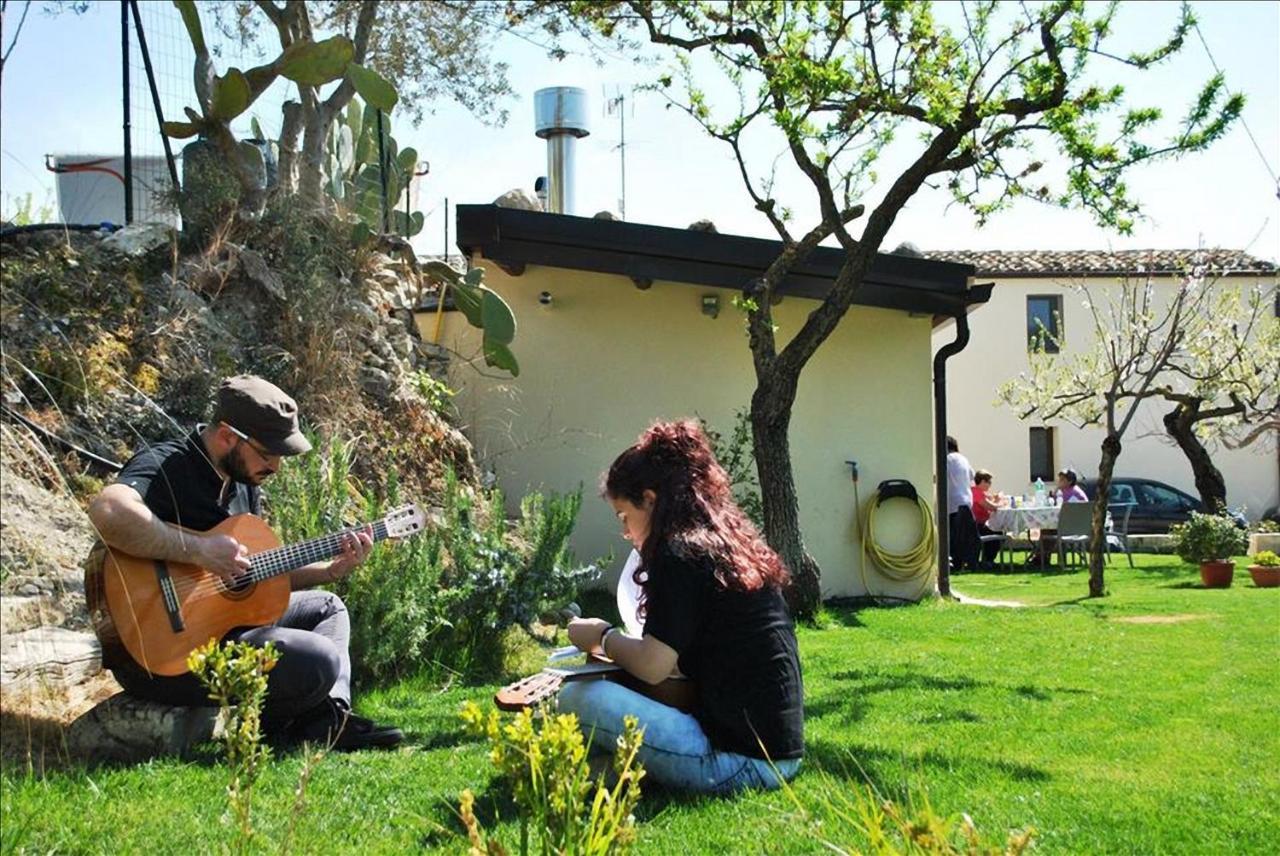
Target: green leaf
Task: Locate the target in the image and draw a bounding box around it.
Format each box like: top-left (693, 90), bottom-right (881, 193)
top-left (464, 267), bottom-right (484, 288)
top-left (251, 116), bottom-right (265, 141)
top-left (481, 289), bottom-right (517, 345)
top-left (279, 36), bottom-right (355, 86)
top-left (162, 121), bottom-right (201, 139)
top-left (210, 68), bottom-right (251, 121)
top-left (172, 0), bottom-right (206, 55)
top-left (396, 146), bottom-right (418, 176)
top-left (483, 340), bottom-right (520, 377)
top-left (407, 210), bottom-right (424, 237)
top-left (452, 282), bottom-right (484, 327)
top-left (350, 221), bottom-right (375, 246)
top-left (346, 63), bottom-right (398, 111)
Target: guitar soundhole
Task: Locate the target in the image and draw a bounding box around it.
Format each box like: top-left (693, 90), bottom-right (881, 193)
top-left (222, 577), bottom-right (255, 600)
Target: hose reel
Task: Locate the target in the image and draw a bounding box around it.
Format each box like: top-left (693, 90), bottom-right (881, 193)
top-left (855, 477), bottom-right (937, 600)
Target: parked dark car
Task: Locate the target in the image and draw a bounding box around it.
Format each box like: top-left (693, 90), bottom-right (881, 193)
top-left (1080, 477), bottom-right (1244, 534)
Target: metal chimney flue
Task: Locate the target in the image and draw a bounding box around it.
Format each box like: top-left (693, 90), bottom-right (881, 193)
top-left (534, 87), bottom-right (589, 215)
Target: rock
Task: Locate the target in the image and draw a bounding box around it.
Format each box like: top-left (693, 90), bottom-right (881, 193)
top-left (390, 334), bottom-right (413, 359)
top-left (100, 222), bottom-right (173, 258)
top-left (593, 210), bottom-right (619, 220)
top-left (0, 596), bottom-right (62, 635)
top-left (416, 341), bottom-right (449, 360)
top-left (17, 583), bottom-right (39, 596)
top-left (494, 188), bottom-right (541, 211)
top-left (358, 366), bottom-right (394, 400)
top-left (687, 219), bottom-right (718, 233)
top-left (0, 627), bottom-right (102, 691)
top-left (64, 694), bottom-right (222, 763)
top-left (236, 247), bottom-right (286, 301)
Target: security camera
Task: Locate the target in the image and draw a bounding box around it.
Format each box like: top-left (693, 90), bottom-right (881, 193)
top-left (538, 291), bottom-right (553, 306)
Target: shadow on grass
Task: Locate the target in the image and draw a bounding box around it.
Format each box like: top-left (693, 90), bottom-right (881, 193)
top-left (804, 737), bottom-right (1051, 789)
top-left (823, 668), bottom-right (1087, 700)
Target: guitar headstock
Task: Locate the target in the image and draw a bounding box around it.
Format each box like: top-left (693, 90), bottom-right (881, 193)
top-left (383, 504), bottom-right (427, 539)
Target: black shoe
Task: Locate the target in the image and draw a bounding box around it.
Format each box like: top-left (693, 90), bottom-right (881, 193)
top-left (291, 698), bottom-right (404, 752)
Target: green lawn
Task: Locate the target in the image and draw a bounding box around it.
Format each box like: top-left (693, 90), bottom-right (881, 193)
top-left (4, 556), bottom-right (1277, 854)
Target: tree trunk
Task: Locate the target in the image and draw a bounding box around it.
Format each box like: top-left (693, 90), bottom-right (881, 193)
top-left (1163, 403), bottom-right (1228, 513)
top-left (1088, 434), bottom-right (1122, 597)
top-left (277, 100), bottom-right (303, 197)
top-left (750, 383), bottom-right (821, 618)
top-left (297, 101), bottom-right (331, 205)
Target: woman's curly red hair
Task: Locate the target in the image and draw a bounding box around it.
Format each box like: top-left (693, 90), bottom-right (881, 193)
top-left (604, 419), bottom-right (789, 606)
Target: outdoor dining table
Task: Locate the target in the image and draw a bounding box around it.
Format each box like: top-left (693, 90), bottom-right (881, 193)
top-left (985, 503), bottom-right (1112, 569)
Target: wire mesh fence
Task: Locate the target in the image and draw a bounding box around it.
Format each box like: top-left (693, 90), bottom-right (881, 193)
top-left (121, 1), bottom-right (420, 239)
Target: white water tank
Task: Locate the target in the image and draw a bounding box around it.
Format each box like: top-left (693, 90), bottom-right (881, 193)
top-left (52, 153), bottom-right (177, 226)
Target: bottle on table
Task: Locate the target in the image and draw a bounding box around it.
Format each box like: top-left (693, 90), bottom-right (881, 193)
top-left (1034, 478), bottom-right (1046, 507)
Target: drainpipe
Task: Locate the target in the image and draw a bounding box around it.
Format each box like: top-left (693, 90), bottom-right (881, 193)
top-left (933, 309), bottom-right (971, 599)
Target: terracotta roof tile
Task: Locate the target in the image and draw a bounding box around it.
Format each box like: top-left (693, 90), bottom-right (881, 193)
top-left (920, 248), bottom-right (1277, 278)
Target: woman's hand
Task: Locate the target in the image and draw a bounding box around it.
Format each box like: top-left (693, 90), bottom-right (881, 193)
top-left (567, 617), bottom-right (612, 654)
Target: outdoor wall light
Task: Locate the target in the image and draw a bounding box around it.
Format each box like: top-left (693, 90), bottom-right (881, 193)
top-left (538, 291), bottom-right (553, 306)
top-left (701, 294), bottom-right (720, 319)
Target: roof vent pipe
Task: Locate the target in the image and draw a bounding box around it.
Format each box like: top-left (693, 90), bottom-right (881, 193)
top-left (534, 87), bottom-right (590, 215)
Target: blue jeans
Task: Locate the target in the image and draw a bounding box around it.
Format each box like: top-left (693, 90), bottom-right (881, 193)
top-left (557, 679), bottom-right (801, 794)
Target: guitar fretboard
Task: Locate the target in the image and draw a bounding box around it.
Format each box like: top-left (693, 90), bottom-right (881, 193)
top-left (248, 520), bottom-right (390, 579)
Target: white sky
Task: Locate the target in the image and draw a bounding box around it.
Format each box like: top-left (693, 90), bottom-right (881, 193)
top-left (2, 1), bottom-right (1276, 261)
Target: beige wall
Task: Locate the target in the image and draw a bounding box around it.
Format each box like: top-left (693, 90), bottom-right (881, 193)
top-left (420, 255), bottom-right (940, 598)
top-left (933, 275), bottom-right (1279, 517)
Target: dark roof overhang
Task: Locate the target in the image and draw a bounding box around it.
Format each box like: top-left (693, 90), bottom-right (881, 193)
top-left (457, 205), bottom-right (987, 317)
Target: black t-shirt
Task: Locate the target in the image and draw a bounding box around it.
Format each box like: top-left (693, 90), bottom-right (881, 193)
top-left (115, 427), bottom-right (260, 531)
top-left (642, 544), bottom-right (804, 760)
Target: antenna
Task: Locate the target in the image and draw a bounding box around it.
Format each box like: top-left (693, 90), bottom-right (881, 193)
top-left (605, 86), bottom-right (630, 220)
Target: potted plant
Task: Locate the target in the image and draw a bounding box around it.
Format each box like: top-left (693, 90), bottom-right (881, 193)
top-left (1170, 512), bottom-right (1248, 588)
top-left (1247, 550), bottom-right (1280, 588)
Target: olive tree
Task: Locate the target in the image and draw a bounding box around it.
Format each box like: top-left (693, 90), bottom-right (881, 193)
top-left (551, 0), bottom-right (1241, 614)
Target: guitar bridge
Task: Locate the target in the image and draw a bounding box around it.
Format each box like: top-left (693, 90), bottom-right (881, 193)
top-left (153, 560), bottom-right (185, 633)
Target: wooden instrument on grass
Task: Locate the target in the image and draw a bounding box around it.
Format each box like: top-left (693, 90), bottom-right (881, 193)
top-left (86, 505), bottom-right (426, 676)
top-left (495, 655), bottom-right (696, 713)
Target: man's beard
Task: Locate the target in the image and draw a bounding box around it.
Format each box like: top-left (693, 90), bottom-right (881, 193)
top-left (220, 445), bottom-right (268, 486)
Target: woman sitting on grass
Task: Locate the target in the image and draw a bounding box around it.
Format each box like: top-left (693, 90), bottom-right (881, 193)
top-left (561, 420), bottom-right (804, 793)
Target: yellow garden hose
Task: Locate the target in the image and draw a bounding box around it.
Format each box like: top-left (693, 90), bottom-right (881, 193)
top-left (855, 480), bottom-right (937, 601)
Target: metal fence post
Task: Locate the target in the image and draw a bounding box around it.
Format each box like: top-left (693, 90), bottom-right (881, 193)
top-left (375, 109), bottom-right (390, 233)
top-left (121, 0), bottom-right (134, 224)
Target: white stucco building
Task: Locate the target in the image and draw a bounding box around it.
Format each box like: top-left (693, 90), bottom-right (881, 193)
top-left (928, 249), bottom-right (1279, 521)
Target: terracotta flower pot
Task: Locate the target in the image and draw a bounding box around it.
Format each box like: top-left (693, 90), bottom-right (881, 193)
top-left (1248, 565), bottom-right (1280, 588)
top-left (1199, 561), bottom-right (1234, 588)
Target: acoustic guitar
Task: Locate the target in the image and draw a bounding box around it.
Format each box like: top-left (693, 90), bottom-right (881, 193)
top-left (86, 505), bottom-right (426, 677)
top-left (496, 654), bottom-right (696, 713)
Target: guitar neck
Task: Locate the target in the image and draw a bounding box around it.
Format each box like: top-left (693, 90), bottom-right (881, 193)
top-left (248, 519), bottom-right (391, 580)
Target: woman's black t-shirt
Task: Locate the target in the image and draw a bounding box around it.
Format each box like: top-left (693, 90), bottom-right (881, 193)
top-left (641, 545), bottom-right (804, 761)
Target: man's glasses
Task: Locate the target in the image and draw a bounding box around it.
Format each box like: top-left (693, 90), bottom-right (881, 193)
top-left (223, 423), bottom-right (280, 463)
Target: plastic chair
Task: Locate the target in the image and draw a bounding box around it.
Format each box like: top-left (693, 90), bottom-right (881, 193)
top-left (1106, 503), bottom-right (1135, 568)
top-left (978, 531), bottom-right (1010, 569)
top-left (1056, 502), bottom-right (1095, 569)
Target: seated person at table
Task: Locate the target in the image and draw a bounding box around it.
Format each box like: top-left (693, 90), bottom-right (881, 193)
top-left (971, 470), bottom-right (1006, 569)
top-left (1028, 468), bottom-right (1091, 564)
top-left (1056, 468), bottom-right (1089, 503)
top-left (560, 420), bottom-right (803, 794)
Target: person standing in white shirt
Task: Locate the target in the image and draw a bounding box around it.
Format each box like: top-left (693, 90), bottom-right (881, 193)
top-left (946, 436), bottom-right (979, 572)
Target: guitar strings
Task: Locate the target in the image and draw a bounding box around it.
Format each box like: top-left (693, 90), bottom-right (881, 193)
top-left (169, 521), bottom-right (390, 601)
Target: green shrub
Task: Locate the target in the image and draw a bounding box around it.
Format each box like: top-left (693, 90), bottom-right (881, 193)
top-left (263, 434), bottom-right (597, 683)
top-left (1170, 512), bottom-right (1248, 565)
top-left (700, 407), bottom-right (763, 528)
top-left (187, 639), bottom-right (280, 856)
top-left (458, 701), bottom-right (645, 855)
top-left (1250, 550), bottom-right (1279, 568)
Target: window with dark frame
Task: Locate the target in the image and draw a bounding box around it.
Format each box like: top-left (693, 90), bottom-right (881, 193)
top-left (1026, 295), bottom-right (1063, 353)
top-left (1029, 427), bottom-right (1055, 482)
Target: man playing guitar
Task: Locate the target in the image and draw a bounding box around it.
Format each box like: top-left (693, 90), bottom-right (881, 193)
top-left (86, 375), bottom-right (402, 751)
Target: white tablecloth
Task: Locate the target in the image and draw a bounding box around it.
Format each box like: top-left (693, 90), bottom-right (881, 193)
top-left (986, 505), bottom-right (1109, 533)
top-left (986, 505), bottom-right (1061, 533)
